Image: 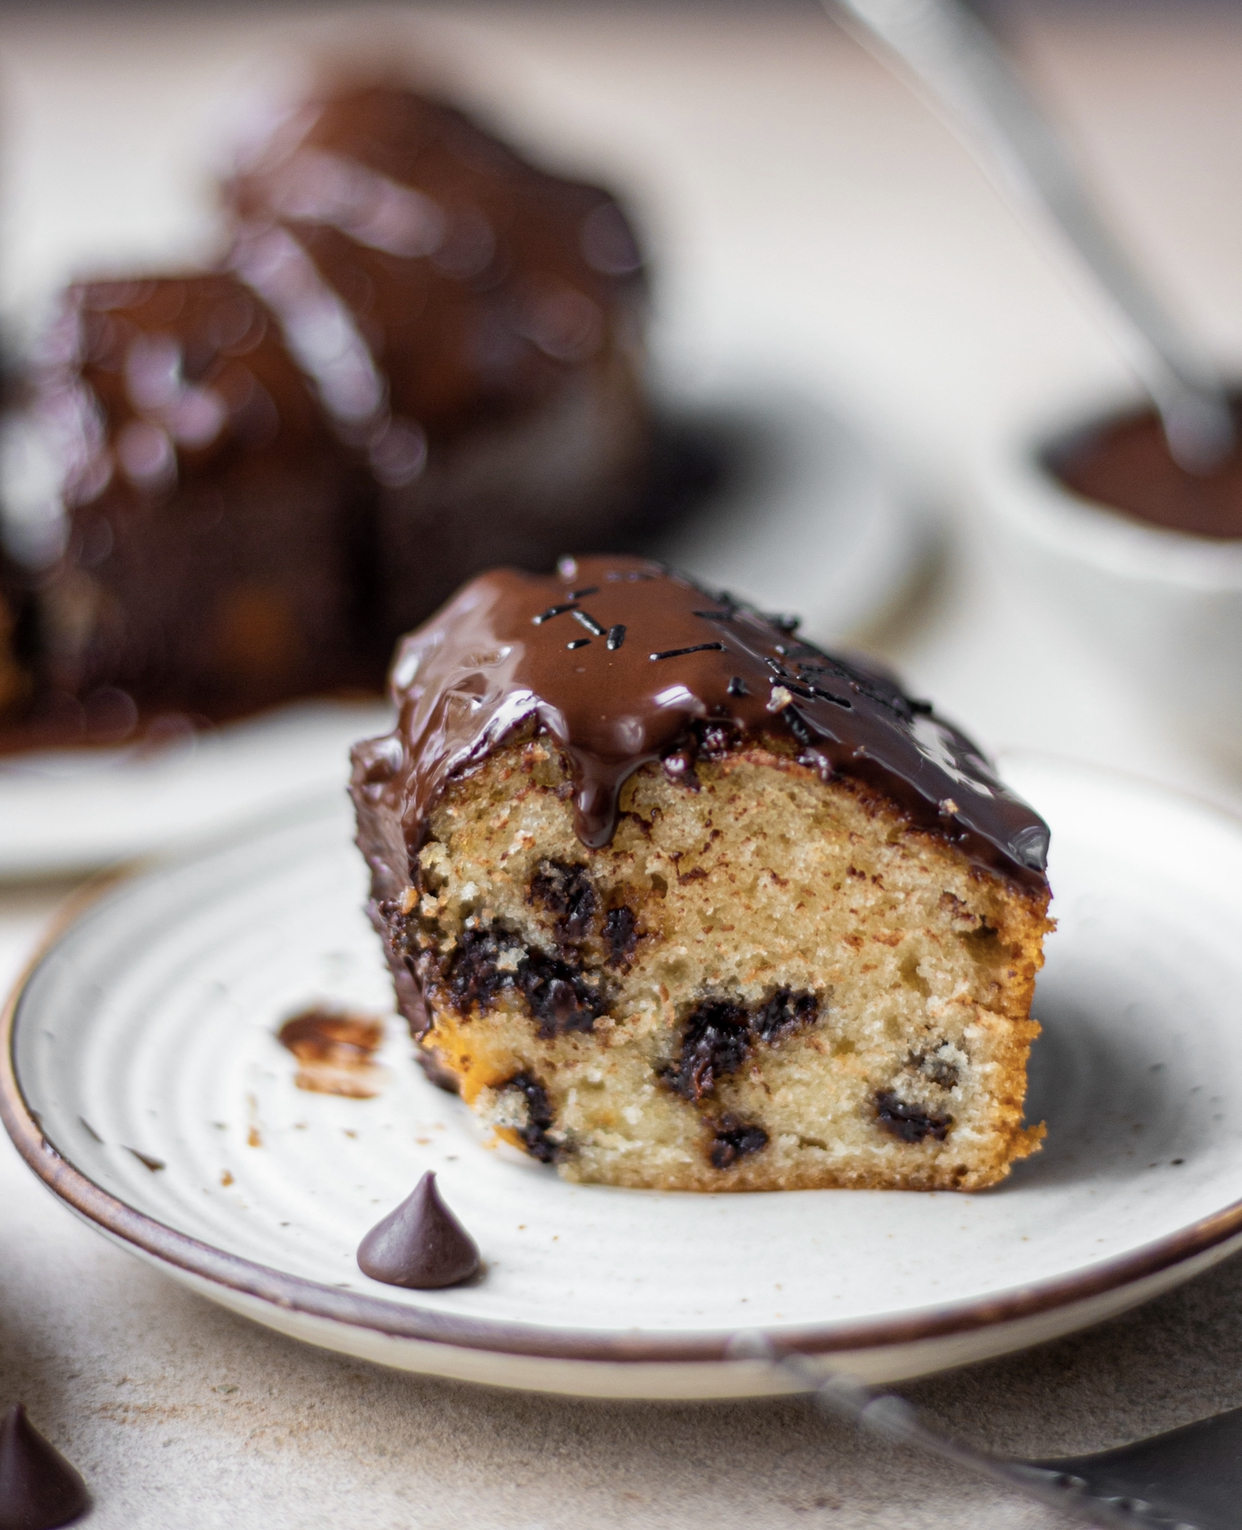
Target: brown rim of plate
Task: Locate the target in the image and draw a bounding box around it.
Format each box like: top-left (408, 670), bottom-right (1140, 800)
top-left (5, 862), bottom-right (1242, 1369)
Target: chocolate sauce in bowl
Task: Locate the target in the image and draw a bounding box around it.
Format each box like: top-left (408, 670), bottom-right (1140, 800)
top-left (1050, 400), bottom-right (1242, 539)
top-left (350, 555), bottom-right (1051, 894)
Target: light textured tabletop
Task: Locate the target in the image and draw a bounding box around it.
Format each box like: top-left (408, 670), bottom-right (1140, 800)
top-left (5, 4), bottom-right (1242, 1526)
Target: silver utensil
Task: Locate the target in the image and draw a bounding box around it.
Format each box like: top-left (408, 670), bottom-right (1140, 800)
top-left (734, 1338), bottom-right (1234, 1529)
top-left (825, 0), bottom-right (1235, 473)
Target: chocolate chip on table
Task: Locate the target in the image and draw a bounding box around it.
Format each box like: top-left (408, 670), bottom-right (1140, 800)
top-left (874, 1090), bottom-right (953, 1144)
top-left (0, 1403), bottom-right (89, 1530)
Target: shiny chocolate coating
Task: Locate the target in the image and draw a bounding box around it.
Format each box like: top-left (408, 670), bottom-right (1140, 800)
top-left (1051, 399), bottom-right (1242, 539)
top-left (0, 1404), bottom-right (89, 1530)
top-left (351, 556), bottom-right (1051, 894)
top-left (225, 81), bottom-right (647, 452)
top-left (33, 273), bottom-right (377, 719)
top-left (356, 1170), bottom-right (481, 1288)
top-left (225, 80), bottom-right (653, 646)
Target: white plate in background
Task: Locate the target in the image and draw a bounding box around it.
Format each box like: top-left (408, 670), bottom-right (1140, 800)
top-left (5, 754), bottom-right (1242, 1398)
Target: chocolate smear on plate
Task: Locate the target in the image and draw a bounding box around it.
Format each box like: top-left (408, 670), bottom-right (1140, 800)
top-left (0, 1404), bottom-right (89, 1530)
top-left (277, 1006), bottom-right (385, 1098)
top-left (357, 1171), bottom-right (480, 1289)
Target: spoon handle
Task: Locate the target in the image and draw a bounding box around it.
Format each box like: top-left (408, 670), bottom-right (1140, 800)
top-left (828, 0), bottom-right (1234, 470)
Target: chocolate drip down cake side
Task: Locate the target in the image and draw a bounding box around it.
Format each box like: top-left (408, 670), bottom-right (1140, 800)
top-left (351, 557), bottom-right (1053, 1192)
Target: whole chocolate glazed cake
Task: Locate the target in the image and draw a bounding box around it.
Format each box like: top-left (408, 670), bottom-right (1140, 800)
top-left (225, 81), bottom-right (652, 638)
top-left (351, 556), bottom-right (1052, 1194)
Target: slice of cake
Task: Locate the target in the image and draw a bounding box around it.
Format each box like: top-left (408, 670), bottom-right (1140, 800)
top-left (351, 556), bottom-right (1053, 1191)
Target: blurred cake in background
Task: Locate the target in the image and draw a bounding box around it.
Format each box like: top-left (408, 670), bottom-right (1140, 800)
top-left (0, 73), bottom-right (658, 747)
top-left (30, 273), bottom-right (377, 723)
top-left (222, 78), bottom-right (651, 638)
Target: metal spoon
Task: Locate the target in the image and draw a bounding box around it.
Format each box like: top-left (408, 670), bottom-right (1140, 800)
top-left (825, 0), bottom-right (1235, 473)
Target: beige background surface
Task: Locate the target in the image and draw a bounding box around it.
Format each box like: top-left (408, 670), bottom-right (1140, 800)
top-left (6, 3), bottom-right (1242, 1525)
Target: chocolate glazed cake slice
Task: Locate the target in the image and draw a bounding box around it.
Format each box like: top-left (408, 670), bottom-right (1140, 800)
top-left (351, 555), bottom-right (1053, 1192)
top-left (224, 81), bottom-right (652, 643)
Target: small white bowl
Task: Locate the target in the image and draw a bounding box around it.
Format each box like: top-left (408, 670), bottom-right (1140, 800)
top-left (974, 393), bottom-right (1242, 758)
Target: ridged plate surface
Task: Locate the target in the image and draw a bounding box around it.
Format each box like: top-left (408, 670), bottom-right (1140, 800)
top-left (7, 755), bottom-right (1242, 1397)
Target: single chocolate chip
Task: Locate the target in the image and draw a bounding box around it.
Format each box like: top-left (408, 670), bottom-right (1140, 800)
top-left (709, 1115), bottom-right (769, 1168)
top-left (529, 860), bottom-right (598, 945)
top-left (0, 1404), bottom-right (89, 1530)
top-left (602, 905), bottom-right (638, 968)
top-left (752, 988), bottom-right (819, 1043)
top-left (499, 1071), bottom-right (560, 1162)
top-left (444, 927), bottom-right (517, 1012)
top-left (357, 1171), bottom-right (480, 1288)
top-left (875, 1090), bottom-right (953, 1144)
top-left (518, 951), bottom-right (605, 1038)
top-left (670, 1000), bottom-right (752, 1100)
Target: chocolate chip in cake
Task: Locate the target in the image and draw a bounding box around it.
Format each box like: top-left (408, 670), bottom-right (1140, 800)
top-left (875, 1090), bottom-right (953, 1144)
top-left (709, 1115), bottom-right (770, 1169)
top-left (752, 987), bottom-right (819, 1044)
top-left (529, 859), bottom-right (598, 945)
top-left (602, 905), bottom-right (638, 968)
top-left (499, 1070), bottom-right (560, 1162)
top-left (670, 999), bottom-right (752, 1100)
top-left (445, 927), bottom-right (518, 1012)
top-left (518, 950), bottom-right (606, 1038)
top-left (910, 1045), bottom-right (960, 1090)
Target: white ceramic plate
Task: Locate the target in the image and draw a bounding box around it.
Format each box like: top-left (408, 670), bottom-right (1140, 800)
top-left (0, 382), bottom-right (926, 881)
top-left (7, 753), bottom-right (1239, 1400)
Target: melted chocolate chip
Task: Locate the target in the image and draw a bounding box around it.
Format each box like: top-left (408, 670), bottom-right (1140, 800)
top-left (441, 923), bottom-right (605, 1037)
top-left (709, 1115), bottom-right (770, 1169)
top-left (669, 1000), bottom-right (751, 1100)
top-left (670, 988), bottom-right (825, 1100)
top-left (445, 928), bottom-right (515, 1012)
top-left (0, 1404), bottom-right (89, 1530)
top-left (518, 951), bottom-right (604, 1037)
top-left (751, 988), bottom-right (819, 1043)
top-left (500, 1071), bottom-right (559, 1162)
top-left (602, 905), bottom-right (638, 968)
top-left (875, 1090), bottom-right (953, 1144)
top-left (356, 1171), bottom-right (480, 1289)
top-left (354, 557), bottom-right (1049, 886)
top-left (529, 859), bottom-right (598, 945)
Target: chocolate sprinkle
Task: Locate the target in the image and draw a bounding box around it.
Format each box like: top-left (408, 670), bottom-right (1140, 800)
top-left (649, 642), bottom-right (727, 661)
top-left (356, 1171), bottom-right (480, 1288)
top-left (605, 624), bottom-right (626, 650)
top-left (572, 611), bottom-right (606, 636)
top-left (350, 555), bottom-right (1050, 884)
top-left (0, 1404), bottom-right (89, 1530)
top-left (566, 638), bottom-right (591, 651)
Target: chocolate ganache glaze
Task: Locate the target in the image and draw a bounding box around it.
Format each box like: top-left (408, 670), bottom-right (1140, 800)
top-left (351, 555), bottom-right (1050, 893)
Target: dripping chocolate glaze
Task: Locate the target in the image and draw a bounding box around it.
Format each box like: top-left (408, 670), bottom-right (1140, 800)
top-left (351, 555), bottom-right (1049, 893)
